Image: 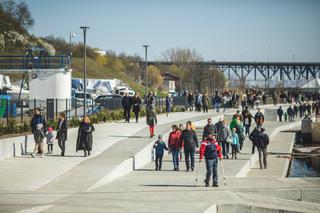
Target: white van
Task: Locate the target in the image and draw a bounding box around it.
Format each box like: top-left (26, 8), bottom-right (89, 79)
top-left (113, 86), bottom-right (135, 97)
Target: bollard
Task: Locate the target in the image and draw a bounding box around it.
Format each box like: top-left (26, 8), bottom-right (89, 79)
top-left (132, 156), bottom-right (135, 171)
top-left (13, 143), bottom-right (16, 157)
top-left (21, 142), bottom-right (24, 155)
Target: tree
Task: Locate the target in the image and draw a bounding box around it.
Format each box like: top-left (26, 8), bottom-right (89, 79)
top-left (147, 65), bottom-right (163, 89)
top-left (162, 47), bottom-right (202, 91)
top-left (15, 1), bottom-right (34, 30)
top-left (0, 0), bottom-right (34, 30)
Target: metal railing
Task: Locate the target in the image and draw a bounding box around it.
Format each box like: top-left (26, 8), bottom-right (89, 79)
top-left (0, 55), bottom-right (71, 70)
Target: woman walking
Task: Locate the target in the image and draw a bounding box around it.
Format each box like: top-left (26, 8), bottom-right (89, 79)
top-left (146, 107), bottom-right (157, 138)
top-left (132, 92), bottom-right (142, 123)
top-left (168, 125), bottom-right (181, 171)
top-left (76, 116), bottom-right (95, 157)
top-left (165, 94), bottom-right (171, 117)
top-left (56, 112), bottom-right (68, 156)
top-left (202, 92), bottom-right (209, 113)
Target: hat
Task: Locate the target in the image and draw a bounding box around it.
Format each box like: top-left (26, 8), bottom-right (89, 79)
top-left (48, 127), bottom-right (53, 132)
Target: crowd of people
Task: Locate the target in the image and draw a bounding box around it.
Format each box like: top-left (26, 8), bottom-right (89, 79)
top-left (153, 105), bottom-right (272, 187)
top-left (29, 89), bottom-right (320, 188)
top-left (30, 108), bottom-right (95, 158)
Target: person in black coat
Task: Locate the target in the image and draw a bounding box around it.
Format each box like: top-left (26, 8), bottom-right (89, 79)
top-left (277, 106), bottom-right (284, 122)
top-left (122, 92), bottom-right (133, 123)
top-left (56, 112), bottom-right (68, 156)
top-left (287, 106), bottom-right (294, 122)
top-left (132, 92), bottom-right (142, 123)
top-left (202, 118), bottom-right (216, 141)
top-left (256, 128), bottom-right (269, 169)
top-left (76, 116), bottom-right (95, 157)
top-left (180, 121), bottom-right (199, 172)
top-left (30, 108), bottom-right (47, 158)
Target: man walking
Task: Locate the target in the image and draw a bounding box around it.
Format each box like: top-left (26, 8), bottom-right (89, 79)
top-left (122, 92), bottom-right (132, 123)
top-left (202, 118), bottom-right (216, 141)
top-left (287, 105), bottom-right (294, 122)
top-left (277, 106), bottom-right (284, 122)
top-left (242, 107), bottom-right (252, 135)
top-left (30, 108), bottom-right (47, 158)
top-left (254, 108), bottom-right (264, 129)
top-left (180, 121), bottom-right (199, 172)
top-left (216, 119), bottom-right (230, 159)
top-left (256, 128), bottom-right (269, 169)
top-left (203, 135), bottom-right (223, 187)
top-left (249, 127), bottom-right (260, 154)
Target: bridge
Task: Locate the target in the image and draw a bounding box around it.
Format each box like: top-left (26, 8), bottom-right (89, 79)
top-left (1, 56), bottom-right (319, 81)
top-left (141, 61), bottom-right (320, 81)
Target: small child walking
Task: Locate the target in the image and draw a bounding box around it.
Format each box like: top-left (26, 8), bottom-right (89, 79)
top-left (46, 127), bottom-right (54, 154)
top-left (284, 112), bottom-right (288, 122)
top-left (231, 128), bottom-right (239, 159)
top-left (153, 135), bottom-right (168, 170)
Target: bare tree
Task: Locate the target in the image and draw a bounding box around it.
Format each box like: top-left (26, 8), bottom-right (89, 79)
top-left (162, 47), bottom-right (203, 91)
top-left (15, 1), bottom-right (34, 30)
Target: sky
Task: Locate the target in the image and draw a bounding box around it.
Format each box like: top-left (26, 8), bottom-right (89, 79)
top-left (24, 0), bottom-right (320, 62)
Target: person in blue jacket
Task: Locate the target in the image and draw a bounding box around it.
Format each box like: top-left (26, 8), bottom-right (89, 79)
top-left (231, 128), bottom-right (239, 159)
top-left (153, 135), bottom-right (168, 170)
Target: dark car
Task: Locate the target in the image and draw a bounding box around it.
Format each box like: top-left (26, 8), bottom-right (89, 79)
top-left (95, 95), bottom-right (122, 110)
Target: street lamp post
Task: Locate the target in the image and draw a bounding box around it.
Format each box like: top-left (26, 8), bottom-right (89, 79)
top-left (143, 45), bottom-right (150, 95)
top-left (69, 33), bottom-right (76, 56)
top-left (80, 26), bottom-right (89, 117)
top-left (69, 32), bottom-right (76, 66)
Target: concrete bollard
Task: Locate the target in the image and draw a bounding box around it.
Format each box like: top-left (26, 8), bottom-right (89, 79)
top-left (13, 143), bottom-right (16, 158)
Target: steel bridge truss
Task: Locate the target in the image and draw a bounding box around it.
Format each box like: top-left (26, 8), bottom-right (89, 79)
top-left (211, 62), bottom-right (320, 81)
top-left (143, 61), bottom-right (320, 81)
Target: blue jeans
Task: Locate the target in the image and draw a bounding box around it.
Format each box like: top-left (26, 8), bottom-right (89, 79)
top-left (172, 149), bottom-right (179, 169)
top-left (184, 149), bottom-right (195, 170)
top-left (214, 103), bottom-right (220, 112)
top-left (220, 141), bottom-right (229, 158)
top-left (205, 158), bottom-right (218, 184)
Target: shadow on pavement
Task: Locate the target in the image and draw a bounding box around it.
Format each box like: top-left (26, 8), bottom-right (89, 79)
top-left (109, 135), bottom-right (149, 139)
top-left (140, 184), bottom-right (196, 188)
top-left (135, 169), bottom-right (176, 172)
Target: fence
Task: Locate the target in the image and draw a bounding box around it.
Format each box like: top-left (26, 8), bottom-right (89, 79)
top-left (0, 95), bottom-right (280, 127)
top-left (0, 55), bottom-right (70, 70)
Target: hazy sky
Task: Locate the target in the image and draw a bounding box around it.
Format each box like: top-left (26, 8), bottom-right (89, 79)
top-left (24, 0), bottom-right (320, 62)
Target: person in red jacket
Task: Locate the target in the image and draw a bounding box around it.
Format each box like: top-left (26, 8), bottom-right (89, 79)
top-left (199, 135), bottom-right (210, 162)
top-left (168, 125), bottom-right (181, 171)
top-left (203, 134), bottom-right (223, 187)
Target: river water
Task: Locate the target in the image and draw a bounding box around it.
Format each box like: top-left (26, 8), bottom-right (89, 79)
top-left (288, 158), bottom-right (320, 177)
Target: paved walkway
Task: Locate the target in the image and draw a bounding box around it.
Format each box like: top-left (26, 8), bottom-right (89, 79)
top-left (0, 108), bottom-right (319, 213)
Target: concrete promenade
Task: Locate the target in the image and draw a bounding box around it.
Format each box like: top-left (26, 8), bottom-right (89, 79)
top-left (0, 107), bottom-right (319, 213)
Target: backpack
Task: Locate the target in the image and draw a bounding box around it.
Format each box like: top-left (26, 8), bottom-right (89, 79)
top-left (204, 143), bottom-right (217, 159)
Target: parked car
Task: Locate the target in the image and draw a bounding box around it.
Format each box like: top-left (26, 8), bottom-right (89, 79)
top-left (72, 92), bottom-right (94, 107)
top-left (94, 94), bottom-right (123, 110)
top-left (95, 94), bottom-right (122, 105)
top-left (113, 86), bottom-right (135, 96)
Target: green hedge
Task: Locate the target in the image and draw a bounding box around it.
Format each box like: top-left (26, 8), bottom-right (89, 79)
top-left (0, 106), bottom-right (186, 137)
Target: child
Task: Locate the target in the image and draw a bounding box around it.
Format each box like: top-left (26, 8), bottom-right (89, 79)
top-left (153, 135), bottom-right (168, 170)
top-left (46, 127), bottom-right (54, 154)
top-left (231, 128), bottom-right (239, 159)
top-left (284, 111), bottom-right (288, 122)
top-left (147, 107), bottom-right (157, 138)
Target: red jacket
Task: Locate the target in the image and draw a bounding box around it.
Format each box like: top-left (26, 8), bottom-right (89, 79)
top-left (199, 139), bottom-right (222, 160)
top-left (168, 130), bottom-right (181, 150)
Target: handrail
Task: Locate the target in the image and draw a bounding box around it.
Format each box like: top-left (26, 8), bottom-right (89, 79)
top-left (0, 55), bottom-right (71, 70)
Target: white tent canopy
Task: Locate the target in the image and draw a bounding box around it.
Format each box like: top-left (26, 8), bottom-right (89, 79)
top-left (300, 78), bottom-right (320, 93)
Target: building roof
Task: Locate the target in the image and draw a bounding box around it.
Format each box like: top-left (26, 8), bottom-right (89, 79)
top-left (162, 72), bottom-right (180, 81)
